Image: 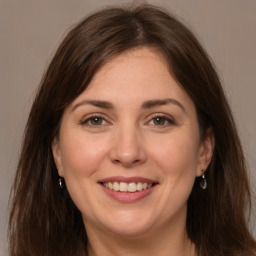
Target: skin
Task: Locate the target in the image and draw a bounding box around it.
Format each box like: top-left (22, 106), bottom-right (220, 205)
top-left (52, 47), bottom-right (214, 256)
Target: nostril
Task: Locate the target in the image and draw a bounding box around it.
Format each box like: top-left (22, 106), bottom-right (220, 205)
top-left (109, 141), bottom-right (147, 167)
top-left (112, 158), bottom-right (141, 167)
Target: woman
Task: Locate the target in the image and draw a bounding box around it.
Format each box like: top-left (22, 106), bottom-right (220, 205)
top-left (8, 3), bottom-right (256, 256)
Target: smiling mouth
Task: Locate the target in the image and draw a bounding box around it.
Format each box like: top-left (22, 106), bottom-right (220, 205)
top-left (101, 181), bottom-right (154, 193)
top-left (98, 177), bottom-right (158, 202)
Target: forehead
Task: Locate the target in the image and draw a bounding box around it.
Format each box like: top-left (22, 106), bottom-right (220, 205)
top-left (69, 47), bottom-right (195, 112)
top-left (90, 47), bottom-right (170, 85)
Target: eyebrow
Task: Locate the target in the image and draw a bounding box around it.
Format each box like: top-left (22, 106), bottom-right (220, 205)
top-left (71, 98), bottom-right (185, 112)
top-left (141, 98), bottom-right (185, 112)
top-left (71, 100), bottom-right (114, 111)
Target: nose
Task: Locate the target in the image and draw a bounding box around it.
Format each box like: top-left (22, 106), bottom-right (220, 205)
top-left (109, 125), bottom-right (147, 168)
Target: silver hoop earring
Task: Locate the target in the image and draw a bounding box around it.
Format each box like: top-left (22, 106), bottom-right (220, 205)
top-left (200, 169), bottom-right (207, 189)
top-left (59, 177), bottom-right (65, 189)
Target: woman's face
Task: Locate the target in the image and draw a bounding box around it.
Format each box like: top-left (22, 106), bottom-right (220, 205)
top-left (52, 47), bottom-right (213, 238)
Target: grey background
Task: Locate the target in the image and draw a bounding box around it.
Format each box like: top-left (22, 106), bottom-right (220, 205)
top-left (1, 0), bottom-right (255, 255)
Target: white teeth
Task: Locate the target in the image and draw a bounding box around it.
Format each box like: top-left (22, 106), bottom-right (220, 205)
top-left (137, 182), bottom-right (143, 191)
top-left (128, 182), bottom-right (137, 192)
top-left (120, 182), bottom-right (128, 192)
top-left (113, 182), bottom-right (119, 191)
top-left (102, 181), bottom-right (154, 192)
top-left (108, 182), bottom-right (113, 189)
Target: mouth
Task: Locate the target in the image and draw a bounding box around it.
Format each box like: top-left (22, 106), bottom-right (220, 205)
top-left (98, 176), bottom-right (158, 202)
top-left (100, 181), bottom-right (155, 193)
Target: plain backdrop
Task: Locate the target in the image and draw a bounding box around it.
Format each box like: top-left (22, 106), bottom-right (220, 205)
top-left (1, 0), bottom-right (255, 255)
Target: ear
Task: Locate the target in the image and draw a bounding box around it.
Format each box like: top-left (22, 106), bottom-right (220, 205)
top-left (52, 137), bottom-right (64, 177)
top-left (196, 127), bottom-right (215, 177)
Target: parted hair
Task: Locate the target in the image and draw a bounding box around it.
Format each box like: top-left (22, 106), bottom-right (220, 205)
top-left (9, 3), bottom-right (256, 256)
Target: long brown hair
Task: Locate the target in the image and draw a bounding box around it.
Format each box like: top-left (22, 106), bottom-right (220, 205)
top-left (9, 3), bottom-right (256, 256)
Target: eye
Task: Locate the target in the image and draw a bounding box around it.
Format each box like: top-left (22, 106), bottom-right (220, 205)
top-left (89, 117), bottom-right (104, 125)
top-left (148, 115), bottom-right (175, 127)
top-left (152, 117), bottom-right (167, 125)
top-left (81, 115), bottom-right (108, 127)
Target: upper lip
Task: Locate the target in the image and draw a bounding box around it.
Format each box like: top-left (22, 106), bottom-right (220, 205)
top-left (98, 176), bottom-right (158, 184)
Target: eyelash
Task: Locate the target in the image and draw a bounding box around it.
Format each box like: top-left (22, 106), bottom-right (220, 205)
top-left (80, 114), bottom-right (109, 127)
top-left (80, 114), bottom-right (176, 128)
top-left (147, 114), bottom-right (176, 127)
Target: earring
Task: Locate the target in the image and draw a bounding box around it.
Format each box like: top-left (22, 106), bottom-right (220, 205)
top-left (58, 177), bottom-right (65, 189)
top-left (200, 168), bottom-right (207, 189)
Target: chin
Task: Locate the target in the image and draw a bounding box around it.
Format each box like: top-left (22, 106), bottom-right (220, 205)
top-left (99, 209), bottom-right (162, 238)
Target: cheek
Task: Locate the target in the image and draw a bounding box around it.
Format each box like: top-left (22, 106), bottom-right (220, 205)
top-left (150, 132), bottom-right (200, 214)
top-left (60, 132), bottom-right (109, 178)
top-left (149, 130), bottom-right (200, 182)
top-left (59, 132), bottom-right (111, 214)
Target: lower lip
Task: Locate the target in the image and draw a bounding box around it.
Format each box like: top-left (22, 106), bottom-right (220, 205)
top-left (100, 184), bottom-right (156, 203)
